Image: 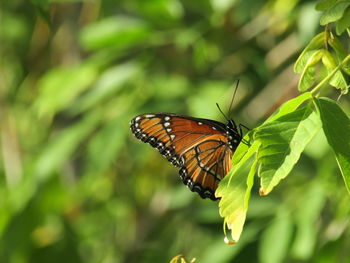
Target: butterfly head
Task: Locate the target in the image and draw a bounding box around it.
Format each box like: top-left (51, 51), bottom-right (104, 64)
top-left (226, 120), bottom-right (242, 150)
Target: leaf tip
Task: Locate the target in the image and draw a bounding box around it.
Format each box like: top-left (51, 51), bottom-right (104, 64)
top-left (224, 236), bottom-right (236, 245)
top-left (259, 187), bottom-right (268, 196)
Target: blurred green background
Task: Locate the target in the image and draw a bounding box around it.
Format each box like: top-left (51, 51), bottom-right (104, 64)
top-left (1, 0), bottom-right (349, 262)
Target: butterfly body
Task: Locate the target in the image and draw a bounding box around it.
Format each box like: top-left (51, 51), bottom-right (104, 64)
top-left (130, 113), bottom-right (242, 200)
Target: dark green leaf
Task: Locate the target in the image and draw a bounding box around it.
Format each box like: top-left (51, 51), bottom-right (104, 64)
top-left (314, 98), bottom-right (350, 194)
top-left (315, 0), bottom-right (338, 11)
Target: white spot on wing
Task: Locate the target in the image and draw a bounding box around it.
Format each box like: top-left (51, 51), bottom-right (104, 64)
top-left (198, 122), bottom-right (203, 125)
top-left (212, 126), bottom-right (217, 130)
top-left (170, 134), bottom-right (175, 140)
top-left (164, 122), bottom-right (170, 127)
top-left (164, 116), bottom-right (170, 121)
top-left (166, 128), bottom-right (172, 132)
top-left (145, 114), bottom-right (155, 118)
top-left (135, 116), bottom-right (141, 122)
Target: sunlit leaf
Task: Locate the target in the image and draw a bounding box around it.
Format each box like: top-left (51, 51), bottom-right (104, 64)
top-left (36, 64), bottom-right (98, 117)
top-left (231, 131), bottom-right (254, 166)
top-left (216, 140), bottom-right (260, 243)
top-left (321, 50), bottom-right (348, 94)
top-left (255, 106), bottom-right (322, 195)
top-left (314, 98), bottom-right (350, 194)
top-left (80, 16), bottom-right (151, 51)
top-left (320, 2), bottom-right (350, 25)
top-left (294, 32), bottom-right (326, 73)
top-left (170, 255), bottom-right (196, 263)
top-left (329, 71), bottom-right (348, 94)
top-left (210, 0), bottom-right (236, 13)
top-left (264, 92), bottom-right (313, 123)
top-left (298, 49), bottom-right (324, 91)
top-left (72, 62), bottom-right (141, 113)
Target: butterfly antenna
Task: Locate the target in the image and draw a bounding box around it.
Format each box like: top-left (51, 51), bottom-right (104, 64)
top-left (228, 79), bottom-right (240, 115)
top-left (216, 103), bottom-right (229, 121)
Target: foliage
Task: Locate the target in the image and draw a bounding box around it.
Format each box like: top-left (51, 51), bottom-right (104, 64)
top-left (216, 0), bottom-right (350, 250)
top-left (1, 0), bottom-right (350, 263)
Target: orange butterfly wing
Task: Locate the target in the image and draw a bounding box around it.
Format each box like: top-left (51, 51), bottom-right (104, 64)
top-left (130, 113), bottom-right (234, 200)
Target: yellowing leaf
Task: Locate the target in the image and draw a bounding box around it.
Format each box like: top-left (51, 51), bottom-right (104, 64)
top-left (216, 140), bottom-right (260, 243)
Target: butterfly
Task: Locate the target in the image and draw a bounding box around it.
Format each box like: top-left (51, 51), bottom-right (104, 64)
top-left (130, 112), bottom-right (244, 200)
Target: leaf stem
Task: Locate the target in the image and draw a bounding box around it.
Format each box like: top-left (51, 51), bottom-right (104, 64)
top-left (310, 54), bottom-right (350, 95)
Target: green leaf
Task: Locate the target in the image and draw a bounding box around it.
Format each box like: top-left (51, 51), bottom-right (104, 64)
top-left (329, 71), bottom-right (348, 94)
top-left (36, 64), bottom-right (98, 117)
top-left (210, 0), bottom-right (236, 13)
top-left (255, 106), bottom-right (322, 195)
top-left (327, 33), bottom-right (347, 57)
top-left (259, 206), bottom-right (293, 263)
top-left (231, 131), bottom-right (254, 166)
top-left (49, 0), bottom-right (88, 2)
top-left (298, 49), bottom-right (324, 92)
top-left (327, 34), bottom-right (350, 75)
top-left (80, 16), bottom-right (151, 51)
top-left (320, 2), bottom-right (350, 25)
top-left (336, 6), bottom-right (350, 34)
top-left (71, 62), bottom-right (140, 113)
top-left (321, 50), bottom-right (348, 93)
top-left (291, 183), bottom-right (326, 260)
top-left (265, 92), bottom-right (313, 123)
top-left (315, 0), bottom-right (338, 11)
top-left (35, 113), bottom-right (100, 180)
top-left (294, 32), bottom-right (326, 73)
top-left (321, 49), bottom-right (338, 69)
top-left (87, 116), bottom-right (128, 172)
top-left (314, 98), bottom-right (350, 194)
top-left (216, 140), bottom-right (260, 243)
